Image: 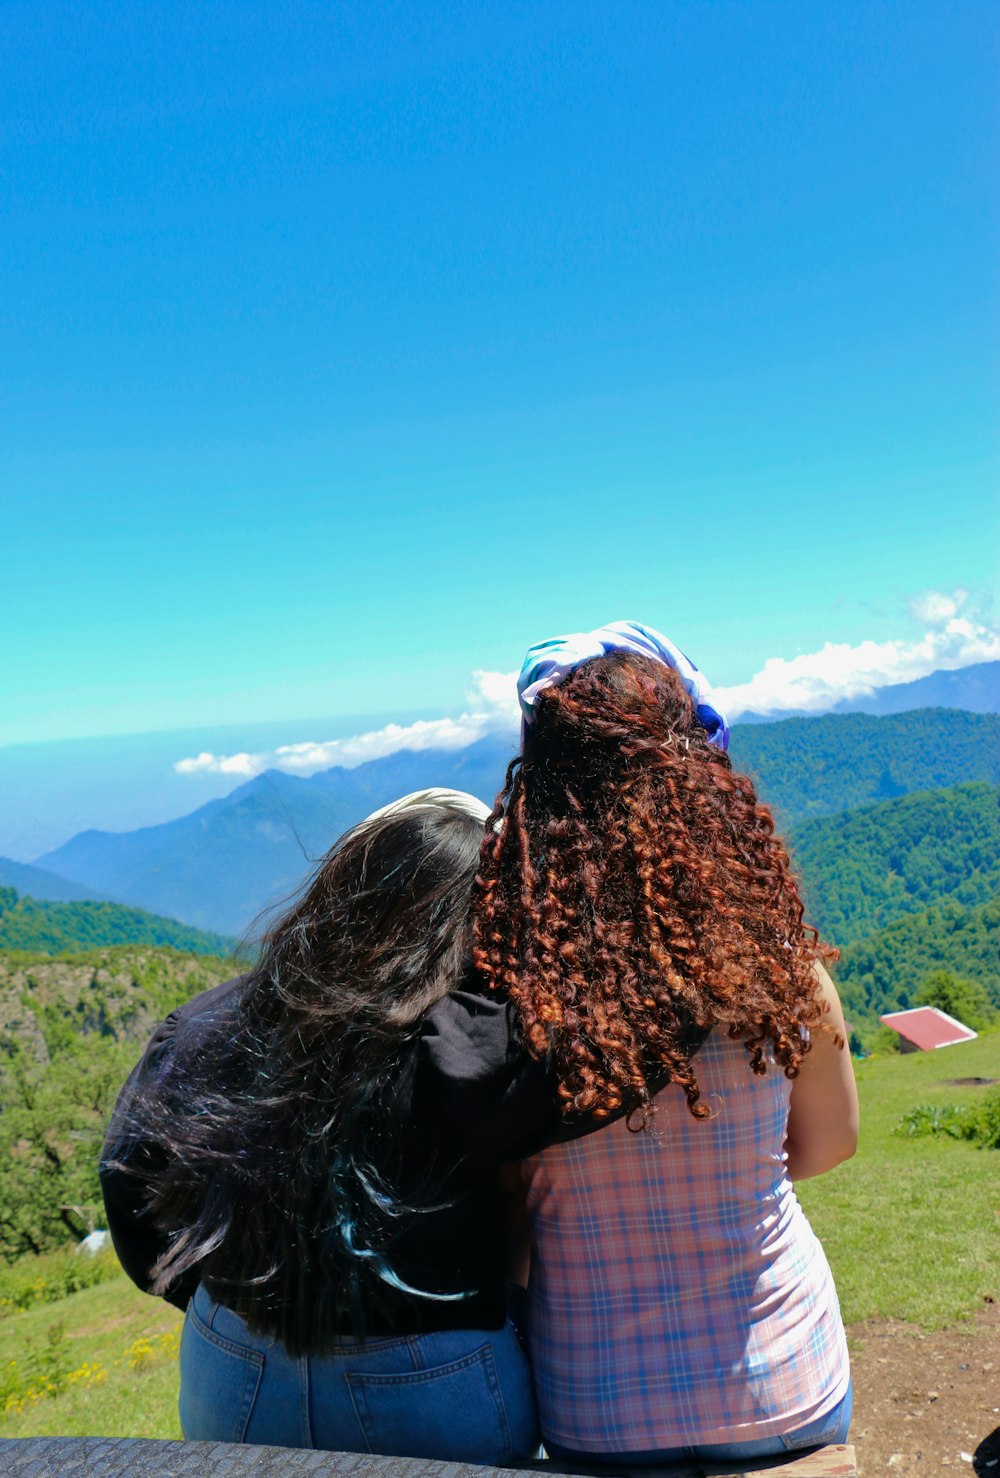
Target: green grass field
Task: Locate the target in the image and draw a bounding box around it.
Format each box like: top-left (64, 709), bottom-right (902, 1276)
top-left (1, 1033), bottom-right (997, 1440)
top-left (0, 1272), bottom-right (183, 1438)
top-left (798, 1031), bottom-right (999, 1328)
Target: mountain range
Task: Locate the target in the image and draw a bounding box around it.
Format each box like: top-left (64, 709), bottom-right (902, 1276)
top-left (35, 734), bottom-right (514, 937)
top-left (0, 856), bottom-right (110, 905)
top-left (733, 659), bottom-right (998, 722)
top-left (31, 706), bottom-right (1000, 937)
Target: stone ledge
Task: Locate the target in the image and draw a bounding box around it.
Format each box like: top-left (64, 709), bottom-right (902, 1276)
top-left (0, 1438), bottom-right (857, 1477)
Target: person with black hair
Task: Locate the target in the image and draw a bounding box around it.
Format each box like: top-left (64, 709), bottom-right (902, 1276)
top-left (101, 790), bottom-right (547, 1462)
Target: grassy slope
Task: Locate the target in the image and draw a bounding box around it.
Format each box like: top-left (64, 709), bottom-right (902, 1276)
top-left (0, 1275), bottom-right (183, 1438)
top-left (2, 1034), bottom-right (998, 1439)
top-left (797, 1032), bottom-right (1000, 1328)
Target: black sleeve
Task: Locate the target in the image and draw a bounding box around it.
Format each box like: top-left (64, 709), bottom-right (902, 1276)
top-left (414, 988), bottom-right (715, 1163)
top-left (99, 976), bottom-right (246, 1308)
top-left (99, 1014), bottom-right (188, 1306)
top-left (100, 1120), bottom-right (196, 1311)
top-left (413, 987), bottom-right (561, 1162)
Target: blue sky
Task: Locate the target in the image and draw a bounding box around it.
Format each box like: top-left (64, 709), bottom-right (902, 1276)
top-left (2, 2), bottom-right (998, 850)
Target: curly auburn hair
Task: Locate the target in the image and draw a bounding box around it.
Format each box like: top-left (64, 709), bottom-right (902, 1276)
top-left (471, 652), bottom-right (837, 1125)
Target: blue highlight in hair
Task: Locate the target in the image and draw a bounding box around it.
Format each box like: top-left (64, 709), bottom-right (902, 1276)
top-left (337, 1216), bottom-right (471, 1302)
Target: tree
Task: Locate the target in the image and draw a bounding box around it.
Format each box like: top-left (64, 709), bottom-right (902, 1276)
top-left (0, 1034), bottom-right (134, 1260)
top-left (915, 969), bottom-right (997, 1032)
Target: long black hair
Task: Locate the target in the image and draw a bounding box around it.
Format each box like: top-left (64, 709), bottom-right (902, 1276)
top-left (104, 801), bottom-right (485, 1353)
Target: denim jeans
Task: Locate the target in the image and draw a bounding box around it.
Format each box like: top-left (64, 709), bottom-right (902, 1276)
top-left (544, 1381), bottom-right (853, 1468)
top-left (179, 1283), bottom-right (540, 1464)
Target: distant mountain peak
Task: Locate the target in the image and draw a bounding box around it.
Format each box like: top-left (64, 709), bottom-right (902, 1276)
top-left (732, 661), bottom-right (998, 725)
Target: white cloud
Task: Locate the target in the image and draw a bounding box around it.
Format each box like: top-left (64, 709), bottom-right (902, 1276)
top-left (174, 750), bottom-right (260, 778)
top-left (173, 670), bottom-right (519, 779)
top-left (174, 591), bottom-right (998, 777)
top-left (714, 590), bottom-right (999, 719)
top-left (469, 667), bottom-right (520, 711)
top-left (907, 587), bottom-right (968, 624)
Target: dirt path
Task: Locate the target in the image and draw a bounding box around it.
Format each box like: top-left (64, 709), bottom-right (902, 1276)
top-left (848, 1301), bottom-right (999, 1475)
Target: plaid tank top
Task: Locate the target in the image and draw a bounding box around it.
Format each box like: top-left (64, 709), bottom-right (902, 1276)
top-left (521, 1027), bottom-right (850, 1452)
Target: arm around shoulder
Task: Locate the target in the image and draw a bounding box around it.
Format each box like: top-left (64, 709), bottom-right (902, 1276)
top-left (784, 962), bottom-right (860, 1183)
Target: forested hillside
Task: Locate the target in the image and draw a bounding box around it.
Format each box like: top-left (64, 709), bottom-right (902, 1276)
top-left (0, 948), bottom-right (230, 1260)
top-left (834, 898), bottom-right (999, 1021)
top-left (790, 782), bottom-right (998, 945)
top-left (0, 947), bottom-right (232, 1059)
top-left (0, 890), bottom-right (234, 957)
top-left (729, 708), bottom-right (999, 830)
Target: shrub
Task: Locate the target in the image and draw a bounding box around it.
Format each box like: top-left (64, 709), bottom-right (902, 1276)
top-left (959, 1089), bottom-right (1000, 1150)
top-left (0, 1321), bottom-right (72, 1416)
top-left (1, 1324), bottom-right (110, 1420)
top-left (895, 1104), bottom-right (964, 1139)
top-left (895, 1091), bottom-right (1000, 1149)
top-left (0, 1245), bottom-right (123, 1320)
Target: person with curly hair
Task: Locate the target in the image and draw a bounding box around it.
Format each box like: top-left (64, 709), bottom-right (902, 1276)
top-left (472, 622), bottom-right (859, 1467)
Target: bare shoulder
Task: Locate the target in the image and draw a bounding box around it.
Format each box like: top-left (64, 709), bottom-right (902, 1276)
top-left (784, 961), bottom-right (860, 1182)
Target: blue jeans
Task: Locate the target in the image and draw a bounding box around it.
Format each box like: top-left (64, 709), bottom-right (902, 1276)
top-left (179, 1283), bottom-right (540, 1463)
top-left (545, 1381), bottom-right (852, 1467)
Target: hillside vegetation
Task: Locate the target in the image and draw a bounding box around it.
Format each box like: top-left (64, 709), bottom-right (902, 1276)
top-left (0, 890), bottom-right (234, 957)
top-left (730, 708), bottom-right (999, 829)
top-left (835, 898), bottom-right (1000, 1021)
top-left (790, 782), bottom-right (999, 945)
top-left (0, 948), bottom-right (231, 1260)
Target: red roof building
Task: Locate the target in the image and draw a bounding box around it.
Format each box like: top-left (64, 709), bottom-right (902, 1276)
top-left (879, 1006), bottom-right (979, 1052)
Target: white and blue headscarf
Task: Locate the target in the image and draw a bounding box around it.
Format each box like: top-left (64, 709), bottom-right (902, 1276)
top-left (518, 619), bottom-right (729, 751)
top-left (361, 788), bottom-right (492, 826)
